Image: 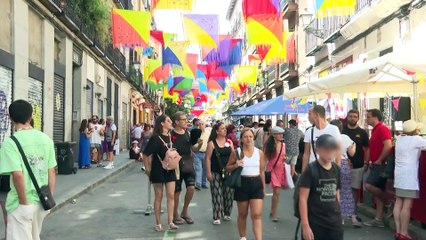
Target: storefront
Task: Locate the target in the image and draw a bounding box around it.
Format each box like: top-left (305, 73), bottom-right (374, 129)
top-left (0, 65), bottom-right (13, 148)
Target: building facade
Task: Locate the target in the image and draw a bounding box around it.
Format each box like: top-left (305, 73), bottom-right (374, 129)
top-left (0, 0), bottom-right (156, 150)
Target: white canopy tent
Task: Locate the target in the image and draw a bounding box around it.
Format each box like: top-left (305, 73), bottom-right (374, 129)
top-left (284, 39), bottom-right (426, 120)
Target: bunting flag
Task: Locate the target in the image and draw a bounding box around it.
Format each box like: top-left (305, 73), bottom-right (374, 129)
top-left (264, 32), bottom-right (288, 64)
top-left (173, 77), bottom-right (193, 91)
top-left (246, 15), bottom-right (283, 46)
top-left (234, 66), bottom-right (258, 85)
top-left (146, 79), bottom-right (164, 91)
top-left (195, 70), bottom-right (209, 93)
top-left (162, 47), bottom-right (182, 66)
top-left (183, 14), bottom-right (219, 47)
top-left (256, 45), bottom-right (271, 61)
top-left (242, 0), bottom-right (280, 19)
top-left (248, 54), bottom-right (261, 64)
top-left (316, 0), bottom-right (356, 18)
top-left (147, 60), bottom-right (171, 82)
top-left (112, 9), bottom-right (151, 48)
top-left (191, 109), bottom-right (204, 117)
top-left (150, 30), bottom-right (165, 46)
top-left (163, 85), bottom-right (179, 102)
top-left (152, 0), bottom-right (193, 11)
top-left (168, 41), bottom-right (190, 63)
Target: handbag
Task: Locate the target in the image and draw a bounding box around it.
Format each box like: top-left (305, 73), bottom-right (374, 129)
top-left (265, 143), bottom-right (283, 184)
top-left (225, 149), bottom-right (243, 188)
top-left (10, 136), bottom-right (56, 211)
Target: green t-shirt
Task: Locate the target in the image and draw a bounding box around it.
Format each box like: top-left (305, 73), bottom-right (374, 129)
top-left (0, 129), bottom-right (57, 213)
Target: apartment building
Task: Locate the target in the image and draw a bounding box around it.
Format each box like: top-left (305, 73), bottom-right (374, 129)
top-left (0, 0), bottom-right (158, 150)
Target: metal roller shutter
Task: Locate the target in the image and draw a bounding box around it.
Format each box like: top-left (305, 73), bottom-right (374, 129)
top-left (28, 78), bottom-right (43, 131)
top-left (0, 66), bottom-right (13, 148)
top-left (86, 80), bottom-right (93, 118)
top-left (53, 74), bottom-right (65, 142)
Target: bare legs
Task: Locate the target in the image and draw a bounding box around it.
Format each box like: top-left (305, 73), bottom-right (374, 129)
top-left (365, 183), bottom-right (385, 219)
top-left (153, 182), bottom-right (175, 226)
top-left (271, 187), bottom-right (280, 219)
top-left (181, 186), bottom-right (194, 218)
top-left (237, 200), bottom-right (263, 240)
top-left (1, 201), bottom-right (6, 239)
top-left (393, 197), bottom-right (413, 237)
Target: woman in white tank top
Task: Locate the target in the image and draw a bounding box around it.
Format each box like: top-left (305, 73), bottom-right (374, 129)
top-left (227, 128), bottom-right (266, 240)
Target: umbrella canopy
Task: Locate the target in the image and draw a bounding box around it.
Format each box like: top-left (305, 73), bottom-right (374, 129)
top-left (231, 97), bottom-right (311, 116)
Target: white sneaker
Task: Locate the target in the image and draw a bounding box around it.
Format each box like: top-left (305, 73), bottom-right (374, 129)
top-left (104, 163), bottom-right (114, 169)
top-left (240, 237), bottom-right (247, 240)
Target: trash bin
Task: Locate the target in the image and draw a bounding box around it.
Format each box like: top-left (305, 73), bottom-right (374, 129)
top-left (55, 142), bottom-right (78, 175)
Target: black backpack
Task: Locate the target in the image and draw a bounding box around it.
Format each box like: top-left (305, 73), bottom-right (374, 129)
top-left (293, 161), bottom-right (339, 240)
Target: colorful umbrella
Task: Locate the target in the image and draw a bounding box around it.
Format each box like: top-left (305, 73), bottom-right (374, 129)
top-left (173, 77), bottom-right (193, 91)
top-left (162, 47), bottom-right (182, 66)
top-left (112, 9), bottom-right (151, 48)
top-left (152, 0), bottom-right (193, 11)
top-left (191, 109), bottom-right (204, 117)
top-left (316, 0), bottom-right (356, 18)
top-left (145, 59), bottom-right (170, 82)
top-left (242, 0), bottom-right (280, 19)
top-left (246, 15), bottom-right (283, 46)
top-left (234, 66), bottom-right (258, 86)
top-left (183, 14), bottom-right (219, 47)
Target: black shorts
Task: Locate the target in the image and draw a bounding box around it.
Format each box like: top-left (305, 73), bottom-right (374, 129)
top-left (309, 222), bottom-right (343, 240)
top-left (234, 176), bottom-right (264, 201)
top-left (175, 171), bottom-right (196, 192)
top-left (107, 142), bottom-right (114, 152)
top-left (366, 165), bottom-right (387, 191)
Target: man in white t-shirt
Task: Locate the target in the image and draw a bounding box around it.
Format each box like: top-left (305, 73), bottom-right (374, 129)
top-left (254, 120), bottom-right (265, 149)
top-left (104, 116), bottom-right (117, 170)
top-left (89, 115), bottom-right (103, 166)
top-left (132, 123), bottom-right (143, 143)
top-left (302, 105), bottom-right (342, 171)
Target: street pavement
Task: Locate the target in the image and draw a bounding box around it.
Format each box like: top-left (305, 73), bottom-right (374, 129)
top-left (40, 162), bottom-right (395, 240)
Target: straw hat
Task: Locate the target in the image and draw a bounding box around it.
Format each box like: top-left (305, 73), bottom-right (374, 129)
top-left (402, 120), bottom-right (423, 134)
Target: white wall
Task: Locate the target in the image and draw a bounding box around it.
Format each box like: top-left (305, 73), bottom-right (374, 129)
top-left (13, 0), bottom-right (29, 100)
top-left (43, 20), bottom-right (55, 138)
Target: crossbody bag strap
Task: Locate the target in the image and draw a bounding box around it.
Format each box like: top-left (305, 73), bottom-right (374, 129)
top-left (271, 143), bottom-right (283, 170)
top-left (158, 134), bottom-right (172, 149)
top-left (10, 136), bottom-right (42, 193)
top-left (311, 126), bottom-right (318, 161)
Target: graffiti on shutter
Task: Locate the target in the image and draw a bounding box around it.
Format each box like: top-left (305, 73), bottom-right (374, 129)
top-left (0, 66), bottom-right (13, 149)
top-left (28, 78), bottom-right (43, 131)
top-left (53, 74), bottom-right (65, 142)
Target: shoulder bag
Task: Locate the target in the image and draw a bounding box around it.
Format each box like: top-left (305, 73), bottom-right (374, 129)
top-left (225, 149), bottom-right (243, 188)
top-left (265, 143), bottom-right (283, 184)
top-left (10, 136), bottom-right (56, 211)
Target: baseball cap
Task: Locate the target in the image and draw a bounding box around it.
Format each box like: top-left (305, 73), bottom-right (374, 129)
top-left (316, 134), bottom-right (339, 149)
top-left (271, 126), bottom-right (285, 135)
top-left (132, 140), bottom-right (139, 144)
top-left (402, 120), bottom-right (423, 134)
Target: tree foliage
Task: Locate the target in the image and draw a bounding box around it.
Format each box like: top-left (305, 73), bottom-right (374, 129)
top-left (70, 0), bottom-right (111, 43)
top-left (164, 99), bottom-right (189, 118)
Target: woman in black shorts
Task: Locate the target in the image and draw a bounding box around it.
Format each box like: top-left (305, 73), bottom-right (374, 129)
top-left (227, 128), bottom-right (266, 240)
top-left (142, 115), bottom-right (179, 232)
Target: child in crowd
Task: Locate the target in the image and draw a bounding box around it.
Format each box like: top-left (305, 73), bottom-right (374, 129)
top-left (298, 134), bottom-right (343, 240)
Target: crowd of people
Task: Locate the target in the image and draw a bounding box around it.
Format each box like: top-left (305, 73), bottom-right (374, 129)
top-left (76, 115), bottom-right (118, 170)
top-left (0, 99), bottom-right (424, 240)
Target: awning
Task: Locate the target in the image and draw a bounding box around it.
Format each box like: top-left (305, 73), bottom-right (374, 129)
top-left (231, 96), bottom-right (310, 116)
top-left (284, 43), bottom-right (426, 99)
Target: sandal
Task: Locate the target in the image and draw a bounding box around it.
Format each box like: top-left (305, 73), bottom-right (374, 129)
top-left (212, 219), bottom-right (221, 225)
top-left (154, 224), bottom-right (163, 232)
top-left (173, 218), bottom-right (185, 225)
top-left (168, 222), bottom-right (179, 230)
top-left (181, 215), bottom-right (194, 224)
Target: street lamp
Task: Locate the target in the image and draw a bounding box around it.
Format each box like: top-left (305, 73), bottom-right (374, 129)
top-left (299, 9), bottom-right (325, 38)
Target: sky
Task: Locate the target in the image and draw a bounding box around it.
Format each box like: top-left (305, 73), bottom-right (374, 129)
top-left (153, 0), bottom-right (232, 40)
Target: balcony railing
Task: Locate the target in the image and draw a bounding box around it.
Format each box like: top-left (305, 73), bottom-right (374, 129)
top-left (267, 66), bottom-right (276, 84)
top-left (80, 24), bottom-right (95, 45)
top-left (105, 44), bottom-right (114, 64)
top-left (323, 15), bottom-right (350, 41)
top-left (280, 0), bottom-right (295, 11)
top-left (305, 19), bottom-right (324, 56)
top-left (39, 0), bottom-right (62, 13)
top-left (279, 63), bottom-right (289, 74)
top-left (114, 0), bottom-right (132, 9)
top-left (356, 0), bottom-right (373, 12)
top-left (61, 1), bottom-right (81, 32)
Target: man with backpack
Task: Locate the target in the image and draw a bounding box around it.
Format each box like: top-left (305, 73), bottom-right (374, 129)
top-left (297, 134), bottom-right (343, 240)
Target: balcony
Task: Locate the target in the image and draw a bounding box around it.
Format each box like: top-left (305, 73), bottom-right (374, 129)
top-left (91, 38), bottom-right (105, 56)
top-left (267, 66), bottom-right (276, 84)
top-left (305, 19), bottom-right (324, 57)
top-left (60, 1), bottom-right (81, 32)
top-left (128, 66), bottom-right (142, 89)
top-left (79, 24), bottom-right (95, 46)
top-left (113, 48), bottom-right (127, 76)
top-left (105, 44), bottom-right (114, 65)
top-left (114, 0), bottom-right (133, 9)
top-left (340, 0), bottom-right (411, 39)
top-left (281, 0), bottom-right (298, 30)
top-left (323, 15), bottom-right (351, 43)
top-left (39, 0), bottom-right (62, 14)
top-left (279, 63), bottom-right (298, 81)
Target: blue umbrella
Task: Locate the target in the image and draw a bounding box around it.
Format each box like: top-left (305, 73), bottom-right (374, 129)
top-left (231, 96), bottom-right (311, 116)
